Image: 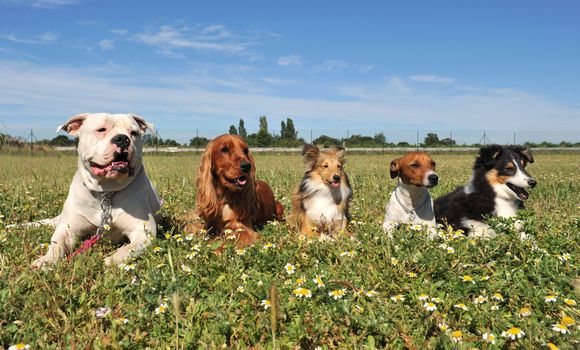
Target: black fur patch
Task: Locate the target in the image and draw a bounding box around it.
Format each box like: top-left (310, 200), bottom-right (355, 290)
top-left (434, 144), bottom-right (533, 233)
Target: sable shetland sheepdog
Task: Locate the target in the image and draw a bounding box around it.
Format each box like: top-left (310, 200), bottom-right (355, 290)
top-left (434, 144), bottom-right (537, 237)
top-left (291, 144), bottom-right (353, 237)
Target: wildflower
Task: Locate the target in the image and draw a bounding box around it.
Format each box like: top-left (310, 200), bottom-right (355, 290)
top-left (224, 229), bottom-right (233, 235)
top-left (417, 293), bottom-right (429, 301)
top-left (152, 246), bottom-right (163, 252)
top-left (260, 299), bottom-right (271, 310)
top-left (115, 317), bottom-right (130, 324)
top-left (451, 330), bottom-right (462, 343)
top-left (390, 294), bottom-right (404, 302)
top-left (262, 243), bottom-right (275, 250)
top-left (365, 290), bottom-right (379, 298)
top-left (407, 271), bottom-right (417, 278)
top-left (431, 297), bottom-right (443, 304)
top-left (473, 295), bottom-right (487, 304)
top-left (551, 323), bottom-right (569, 335)
top-left (501, 327), bottom-right (525, 340)
top-left (186, 251), bottom-right (198, 259)
top-left (295, 277), bottom-right (306, 286)
top-left (181, 264), bottom-right (192, 274)
top-left (492, 293), bottom-right (504, 301)
top-left (192, 243), bottom-right (201, 251)
top-left (185, 233), bottom-right (195, 241)
top-left (454, 303), bottom-right (468, 311)
top-left (446, 246), bottom-right (455, 254)
top-left (423, 302), bottom-right (437, 311)
top-left (490, 304), bottom-right (499, 311)
top-left (155, 302), bottom-right (168, 315)
top-left (482, 332), bottom-right (496, 345)
top-left (285, 263), bottom-right (296, 275)
top-left (438, 323), bottom-right (449, 332)
top-left (557, 253), bottom-right (571, 262)
top-left (546, 343), bottom-right (559, 350)
top-left (354, 305), bottom-right (364, 313)
top-left (563, 298), bottom-right (577, 306)
top-left (390, 257), bottom-right (399, 266)
top-left (235, 248), bottom-right (246, 256)
top-left (340, 251), bottom-right (356, 257)
top-left (545, 295), bottom-right (557, 303)
top-left (560, 316), bottom-right (575, 326)
top-left (293, 287), bottom-right (312, 298)
top-left (236, 285), bottom-right (245, 293)
top-left (8, 344), bottom-right (30, 350)
top-left (461, 275), bottom-right (475, 284)
top-left (329, 289), bottom-right (347, 300)
top-left (103, 224), bottom-right (111, 231)
top-left (95, 306), bottom-right (111, 318)
top-left (313, 275), bottom-right (325, 288)
top-left (519, 307), bottom-right (532, 317)
top-left (173, 234), bottom-right (183, 242)
top-left (123, 262), bottom-right (136, 271)
top-left (480, 275), bottom-right (491, 281)
top-left (284, 279), bottom-right (293, 286)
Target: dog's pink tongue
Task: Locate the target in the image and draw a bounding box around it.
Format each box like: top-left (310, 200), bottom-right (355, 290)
top-left (331, 182), bottom-right (340, 188)
top-left (237, 178), bottom-right (247, 186)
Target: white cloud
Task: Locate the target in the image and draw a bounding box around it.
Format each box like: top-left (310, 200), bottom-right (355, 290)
top-left (314, 59), bottom-right (350, 72)
top-left (409, 75), bottom-right (455, 85)
top-left (133, 24), bottom-right (248, 55)
top-left (0, 60), bottom-right (578, 143)
top-left (111, 29), bottom-right (128, 36)
top-left (2, 0), bottom-right (80, 8)
top-left (277, 54), bottom-right (302, 66)
top-left (0, 31), bottom-right (57, 45)
top-left (99, 39), bottom-right (114, 51)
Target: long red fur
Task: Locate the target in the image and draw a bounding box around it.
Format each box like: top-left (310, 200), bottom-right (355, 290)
top-left (194, 134), bottom-right (283, 246)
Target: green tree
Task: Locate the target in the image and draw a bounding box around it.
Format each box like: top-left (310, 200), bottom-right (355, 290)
top-left (373, 132), bottom-right (386, 145)
top-left (284, 118), bottom-right (297, 140)
top-left (256, 115), bottom-right (273, 147)
top-left (229, 125), bottom-right (238, 135)
top-left (280, 120), bottom-right (286, 139)
top-left (423, 133), bottom-right (440, 146)
top-left (50, 134), bottom-right (77, 146)
top-left (189, 137), bottom-right (210, 148)
top-left (238, 118), bottom-right (247, 138)
top-left (312, 135), bottom-right (340, 147)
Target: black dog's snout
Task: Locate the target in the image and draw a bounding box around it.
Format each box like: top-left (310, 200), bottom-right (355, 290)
top-left (240, 161), bottom-right (252, 173)
top-left (528, 178), bottom-right (537, 188)
top-left (111, 134), bottom-right (130, 149)
top-left (333, 175), bottom-right (341, 182)
top-left (428, 174), bottom-right (439, 185)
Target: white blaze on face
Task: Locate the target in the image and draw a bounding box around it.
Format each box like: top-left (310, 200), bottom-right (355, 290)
top-left (423, 170), bottom-right (437, 187)
top-left (506, 156), bottom-right (533, 188)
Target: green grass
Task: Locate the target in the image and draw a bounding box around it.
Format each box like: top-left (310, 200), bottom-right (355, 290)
top-left (0, 152), bottom-right (579, 349)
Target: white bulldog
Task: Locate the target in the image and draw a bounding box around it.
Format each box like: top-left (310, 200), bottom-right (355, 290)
top-left (31, 112), bottom-right (161, 268)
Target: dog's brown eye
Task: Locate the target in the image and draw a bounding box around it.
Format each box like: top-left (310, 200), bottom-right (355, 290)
top-left (221, 146), bottom-right (229, 153)
top-left (410, 163), bottom-right (419, 168)
top-left (323, 164), bottom-right (329, 168)
top-left (131, 131), bottom-right (138, 136)
top-left (337, 164), bottom-right (342, 168)
top-left (97, 128), bottom-right (106, 133)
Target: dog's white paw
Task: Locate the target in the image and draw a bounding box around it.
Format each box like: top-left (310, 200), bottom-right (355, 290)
top-left (31, 255), bottom-right (55, 269)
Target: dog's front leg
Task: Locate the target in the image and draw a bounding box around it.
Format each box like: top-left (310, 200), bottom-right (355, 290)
top-left (31, 223), bottom-right (79, 268)
top-left (105, 215), bottom-right (156, 266)
top-left (225, 221), bottom-right (258, 247)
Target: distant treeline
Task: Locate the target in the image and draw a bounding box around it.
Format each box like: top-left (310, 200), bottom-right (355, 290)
top-left (1, 118), bottom-right (579, 149)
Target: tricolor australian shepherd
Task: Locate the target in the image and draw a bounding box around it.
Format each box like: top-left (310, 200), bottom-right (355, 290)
top-left (291, 144), bottom-right (353, 237)
top-left (434, 144), bottom-right (536, 237)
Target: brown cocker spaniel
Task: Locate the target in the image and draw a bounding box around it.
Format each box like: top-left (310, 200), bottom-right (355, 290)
top-left (194, 134), bottom-right (283, 246)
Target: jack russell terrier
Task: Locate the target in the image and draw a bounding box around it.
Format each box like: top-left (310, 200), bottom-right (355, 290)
top-left (382, 152), bottom-right (438, 237)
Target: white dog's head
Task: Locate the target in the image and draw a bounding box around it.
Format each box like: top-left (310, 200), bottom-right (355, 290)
top-left (59, 113), bottom-right (154, 190)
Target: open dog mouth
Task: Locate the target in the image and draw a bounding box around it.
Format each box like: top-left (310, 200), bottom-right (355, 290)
top-left (226, 175), bottom-right (248, 187)
top-left (90, 152), bottom-right (130, 176)
top-left (507, 183), bottom-right (529, 200)
top-left (327, 180), bottom-right (341, 189)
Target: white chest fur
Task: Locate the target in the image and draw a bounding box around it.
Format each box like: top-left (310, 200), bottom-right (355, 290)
top-left (301, 180), bottom-right (348, 224)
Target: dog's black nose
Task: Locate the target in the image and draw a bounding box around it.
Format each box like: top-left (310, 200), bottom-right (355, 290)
top-left (111, 134), bottom-right (130, 149)
top-left (240, 161), bottom-right (252, 173)
top-left (333, 175), bottom-right (341, 182)
top-left (528, 178), bottom-right (537, 188)
top-left (428, 174), bottom-right (439, 185)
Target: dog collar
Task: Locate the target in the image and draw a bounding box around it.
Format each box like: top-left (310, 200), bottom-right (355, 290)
top-left (394, 188), bottom-right (429, 222)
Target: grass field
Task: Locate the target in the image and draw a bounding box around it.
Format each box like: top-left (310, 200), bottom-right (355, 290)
top-left (0, 151), bottom-right (579, 349)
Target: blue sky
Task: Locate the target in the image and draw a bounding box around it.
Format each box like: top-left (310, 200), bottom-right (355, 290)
top-left (0, 0), bottom-right (579, 143)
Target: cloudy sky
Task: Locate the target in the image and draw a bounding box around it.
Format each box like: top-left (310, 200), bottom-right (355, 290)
top-left (0, 0), bottom-right (579, 143)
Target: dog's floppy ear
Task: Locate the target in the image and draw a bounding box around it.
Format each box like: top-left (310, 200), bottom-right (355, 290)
top-left (335, 146), bottom-right (346, 161)
top-left (302, 144), bottom-right (320, 163)
top-left (57, 113), bottom-right (90, 136)
top-left (477, 144), bottom-right (504, 168)
top-left (130, 114), bottom-right (155, 134)
top-left (390, 158), bottom-right (401, 179)
top-left (510, 145), bottom-right (534, 165)
top-left (196, 140), bottom-right (219, 221)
